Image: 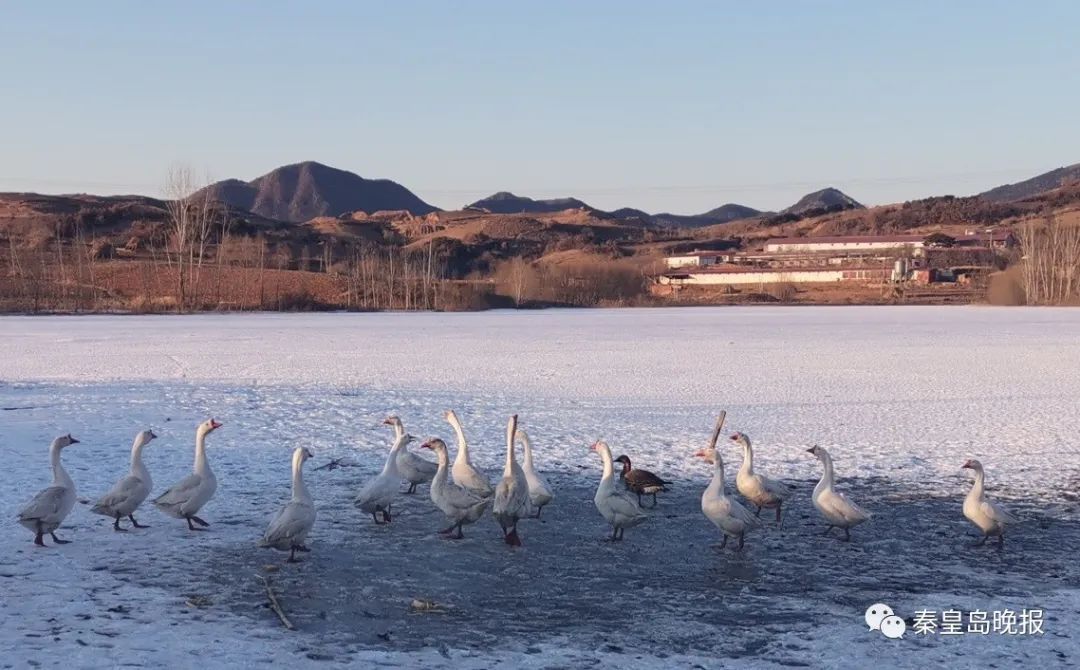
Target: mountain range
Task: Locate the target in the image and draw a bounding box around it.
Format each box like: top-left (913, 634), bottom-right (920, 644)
top-left (61, 160), bottom-right (1080, 229)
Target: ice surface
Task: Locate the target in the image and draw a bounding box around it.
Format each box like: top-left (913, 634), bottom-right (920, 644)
top-left (1, 307), bottom-right (1079, 668)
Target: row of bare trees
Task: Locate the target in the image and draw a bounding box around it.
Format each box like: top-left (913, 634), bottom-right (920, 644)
top-left (491, 257), bottom-right (646, 306)
top-left (1017, 212), bottom-right (1080, 305)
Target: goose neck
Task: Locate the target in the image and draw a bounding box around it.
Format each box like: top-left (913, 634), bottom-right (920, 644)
top-left (51, 441), bottom-right (74, 489)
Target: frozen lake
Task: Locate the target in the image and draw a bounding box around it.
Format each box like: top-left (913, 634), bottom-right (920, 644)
top-left (2, 307), bottom-right (1079, 668)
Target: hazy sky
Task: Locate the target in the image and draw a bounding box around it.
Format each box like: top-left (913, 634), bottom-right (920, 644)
top-left (2, 1), bottom-right (1078, 214)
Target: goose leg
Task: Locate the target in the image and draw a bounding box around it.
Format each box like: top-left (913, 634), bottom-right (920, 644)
top-left (716, 535), bottom-right (728, 550)
top-left (287, 546), bottom-right (300, 563)
top-left (405, 483), bottom-right (416, 494)
top-left (974, 534), bottom-right (988, 547)
top-left (997, 534), bottom-right (1005, 549)
top-left (775, 505), bottom-right (782, 524)
top-left (371, 512), bottom-right (384, 525)
top-left (754, 505), bottom-right (762, 517)
top-left (33, 523), bottom-right (46, 547)
top-left (382, 508), bottom-right (392, 523)
top-left (50, 532), bottom-right (70, 544)
top-left (636, 493), bottom-right (644, 507)
top-left (821, 525), bottom-right (834, 536)
top-left (113, 515), bottom-right (128, 532)
top-left (738, 533), bottom-right (745, 551)
top-left (129, 515), bottom-right (149, 528)
top-left (842, 528), bottom-right (851, 542)
top-left (451, 523), bottom-right (464, 540)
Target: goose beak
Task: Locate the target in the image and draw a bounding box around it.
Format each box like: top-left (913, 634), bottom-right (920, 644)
top-left (420, 441), bottom-right (433, 450)
top-left (69, 437), bottom-right (80, 444)
top-left (805, 446), bottom-right (815, 454)
top-left (729, 433), bottom-right (738, 441)
top-left (961, 460), bottom-right (972, 469)
top-left (210, 419), bottom-right (222, 430)
top-left (148, 431), bottom-right (157, 440)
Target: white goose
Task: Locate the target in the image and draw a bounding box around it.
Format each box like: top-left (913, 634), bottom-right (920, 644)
top-left (591, 441), bottom-right (647, 541)
top-left (17, 434), bottom-right (80, 546)
top-left (807, 445), bottom-right (870, 541)
top-left (355, 431), bottom-right (413, 524)
top-left (517, 429), bottom-right (554, 519)
top-left (386, 415), bottom-right (437, 494)
top-left (962, 459), bottom-right (1018, 547)
top-left (695, 444), bottom-right (759, 550)
top-left (731, 431), bottom-right (793, 524)
top-left (259, 447), bottom-right (317, 562)
top-left (422, 438), bottom-right (492, 539)
top-left (91, 429), bottom-right (157, 531)
top-left (445, 409), bottom-right (493, 497)
top-left (493, 415), bottom-right (529, 546)
top-left (153, 418), bottom-right (222, 530)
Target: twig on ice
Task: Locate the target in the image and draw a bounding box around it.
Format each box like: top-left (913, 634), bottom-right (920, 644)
top-left (257, 574), bottom-right (294, 631)
top-left (313, 458), bottom-right (353, 472)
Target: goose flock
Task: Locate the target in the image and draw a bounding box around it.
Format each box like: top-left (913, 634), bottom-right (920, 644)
top-left (15, 409), bottom-right (1020, 557)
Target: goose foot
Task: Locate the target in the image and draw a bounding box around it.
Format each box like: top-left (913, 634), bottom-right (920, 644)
top-left (186, 517), bottom-right (208, 531)
top-left (821, 525), bottom-right (835, 537)
top-left (504, 528), bottom-right (522, 547)
top-left (714, 535), bottom-right (728, 550)
top-left (190, 516), bottom-right (210, 527)
top-left (381, 509), bottom-right (392, 523)
top-left (295, 545), bottom-right (311, 553)
top-left (113, 516), bottom-right (128, 532)
top-left (129, 515), bottom-right (149, 528)
top-left (33, 532), bottom-right (46, 547)
top-left (437, 526), bottom-right (456, 536)
top-left (841, 528), bottom-right (851, 542)
top-left (973, 535), bottom-right (988, 547)
top-left (50, 532), bottom-right (70, 544)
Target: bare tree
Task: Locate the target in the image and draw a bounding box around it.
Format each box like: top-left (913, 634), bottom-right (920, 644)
top-left (1018, 211), bottom-right (1080, 305)
top-left (163, 164), bottom-right (217, 311)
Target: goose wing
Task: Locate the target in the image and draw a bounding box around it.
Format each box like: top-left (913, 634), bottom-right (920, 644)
top-left (445, 482), bottom-right (489, 510)
top-left (981, 499), bottom-right (1017, 524)
top-left (761, 475), bottom-right (793, 499)
top-left (625, 469), bottom-right (670, 493)
top-left (607, 489), bottom-right (647, 520)
top-left (18, 486), bottom-right (67, 522)
top-left (154, 473), bottom-right (202, 506)
top-left (93, 475), bottom-right (144, 512)
top-left (261, 502), bottom-right (315, 545)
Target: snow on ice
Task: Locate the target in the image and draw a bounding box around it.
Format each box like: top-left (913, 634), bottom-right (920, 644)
top-left (1, 307), bottom-right (1079, 668)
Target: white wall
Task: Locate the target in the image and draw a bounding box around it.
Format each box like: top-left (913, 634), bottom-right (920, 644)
top-left (663, 270), bottom-right (849, 285)
top-left (764, 240), bottom-right (924, 253)
top-left (664, 255), bottom-right (718, 269)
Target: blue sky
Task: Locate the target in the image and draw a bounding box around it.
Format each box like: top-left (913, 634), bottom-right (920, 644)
top-left (2, 1), bottom-right (1078, 213)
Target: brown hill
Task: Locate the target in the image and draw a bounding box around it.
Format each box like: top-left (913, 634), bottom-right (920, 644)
top-left (197, 161), bottom-right (439, 222)
top-left (978, 163), bottom-right (1080, 202)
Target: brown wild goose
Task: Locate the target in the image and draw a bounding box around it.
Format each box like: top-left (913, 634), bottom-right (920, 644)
top-left (613, 455), bottom-right (671, 508)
